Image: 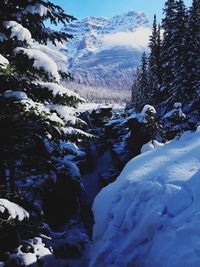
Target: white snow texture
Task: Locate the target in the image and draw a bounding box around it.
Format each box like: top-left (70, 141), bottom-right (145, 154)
top-left (23, 4), bottom-right (48, 17)
top-left (14, 48), bottom-right (60, 82)
top-left (0, 54), bottom-right (9, 69)
top-left (3, 21), bottom-right (32, 45)
top-left (3, 90), bottom-right (28, 100)
top-left (39, 82), bottom-right (81, 99)
top-left (0, 198), bottom-right (29, 222)
top-left (90, 129), bottom-right (200, 267)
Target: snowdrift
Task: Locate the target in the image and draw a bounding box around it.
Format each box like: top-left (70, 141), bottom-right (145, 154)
top-left (90, 128), bottom-right (200, 267)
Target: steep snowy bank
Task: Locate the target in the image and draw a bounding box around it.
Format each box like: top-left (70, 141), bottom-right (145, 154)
top-left (90, 128), bottom-right (200, 267)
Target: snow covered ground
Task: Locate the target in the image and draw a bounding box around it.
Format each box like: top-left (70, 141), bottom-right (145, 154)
top-left (78, 102), bottom-right (124, 113)
top-left (90, 128), bottom-right (200, 267)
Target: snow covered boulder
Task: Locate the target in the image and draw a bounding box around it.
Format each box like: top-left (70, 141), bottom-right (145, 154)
top-left (90, 129), bottom-right (200, 267)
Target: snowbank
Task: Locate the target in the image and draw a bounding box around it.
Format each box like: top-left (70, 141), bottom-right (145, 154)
top-left (78, 103), bottom-right (111, 113)
top-left (90, 129), bottom-right (200, 267)
top-left (141, 140), bottom-right (164, 154)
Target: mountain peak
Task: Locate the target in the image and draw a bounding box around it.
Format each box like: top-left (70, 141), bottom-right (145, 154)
top-left (61, 11), bottom-right (151, 90)
top-left (65, 10), bottom-right (149, 34)
top-left (115, 10), bottom-right (144, 18)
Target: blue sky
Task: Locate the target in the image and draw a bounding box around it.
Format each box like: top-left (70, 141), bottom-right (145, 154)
top-left (52, 0), bottom-right (192, 23)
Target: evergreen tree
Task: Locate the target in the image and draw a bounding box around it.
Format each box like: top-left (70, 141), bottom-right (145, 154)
top-left (160, 0), bottom-right (177, 99)
top-left (131, 67), bottom-right (140, 109)
top-left (170, 0), bottom-right (188, 103)
top-left (130, 0), bottom-right (199, 137)
top-left (0, 0), bottom-right (75, 46)
top-left (132, 52), bottom-right (149, 110)
top-left (162, 102), bottom-right (187, 140)
top-left (140, 52), bottom-right (149, 103)
top-left (186, 0), bottom-right (200, 100)
top-left (0, 0), bottom-right (75, 95)
top-left (0, 0), bottom-right (90, 221)
top-left (148, 15), bottom-right (162, 105)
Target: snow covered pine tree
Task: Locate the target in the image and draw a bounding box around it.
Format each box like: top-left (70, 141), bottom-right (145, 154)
top-left (0, 1), bottom-right (92, 265)
top-left (131, 52), bottom-right (149, 111)
top-left (148, 15), bottom-right (162, 106)
top-left (131, 0), bottom-right (200, 140)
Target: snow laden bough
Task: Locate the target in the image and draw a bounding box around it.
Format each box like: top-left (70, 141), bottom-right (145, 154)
top-left (0, 2), bottom-right (90, 266)
top-left (21, 3), bottom-right (48, 17)
top-left (38, 82), bottom-right (85, 107)
top-left (0, 54), bottom-right (10, 75)
top-left (0, 54), bottom-right (9, 70)
top-left (0, 198), bottom-right (29, 223)
top-left (14, 47), bottom-right (60, 83)
top-left (3, 21), bottom-right (33, 45)
top-left (90, 127), bottom-right (200, 267)
top-left (0, 199), bottom-right (29, 265)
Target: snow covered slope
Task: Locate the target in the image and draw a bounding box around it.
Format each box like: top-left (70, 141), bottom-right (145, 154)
top-left (90, 128), bottom-right (200, 267)
top-left (63, 11), bottom-right (151, 89)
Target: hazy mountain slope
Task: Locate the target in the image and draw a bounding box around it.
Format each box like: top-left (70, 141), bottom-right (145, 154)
top-left (63, 11), bottom-right (151, 90)
top-left (34, 11), bottom-right (151, 102)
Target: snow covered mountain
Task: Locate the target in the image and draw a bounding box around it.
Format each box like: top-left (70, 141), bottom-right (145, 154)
top-left (63, 11), bottom-right (151, 90)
